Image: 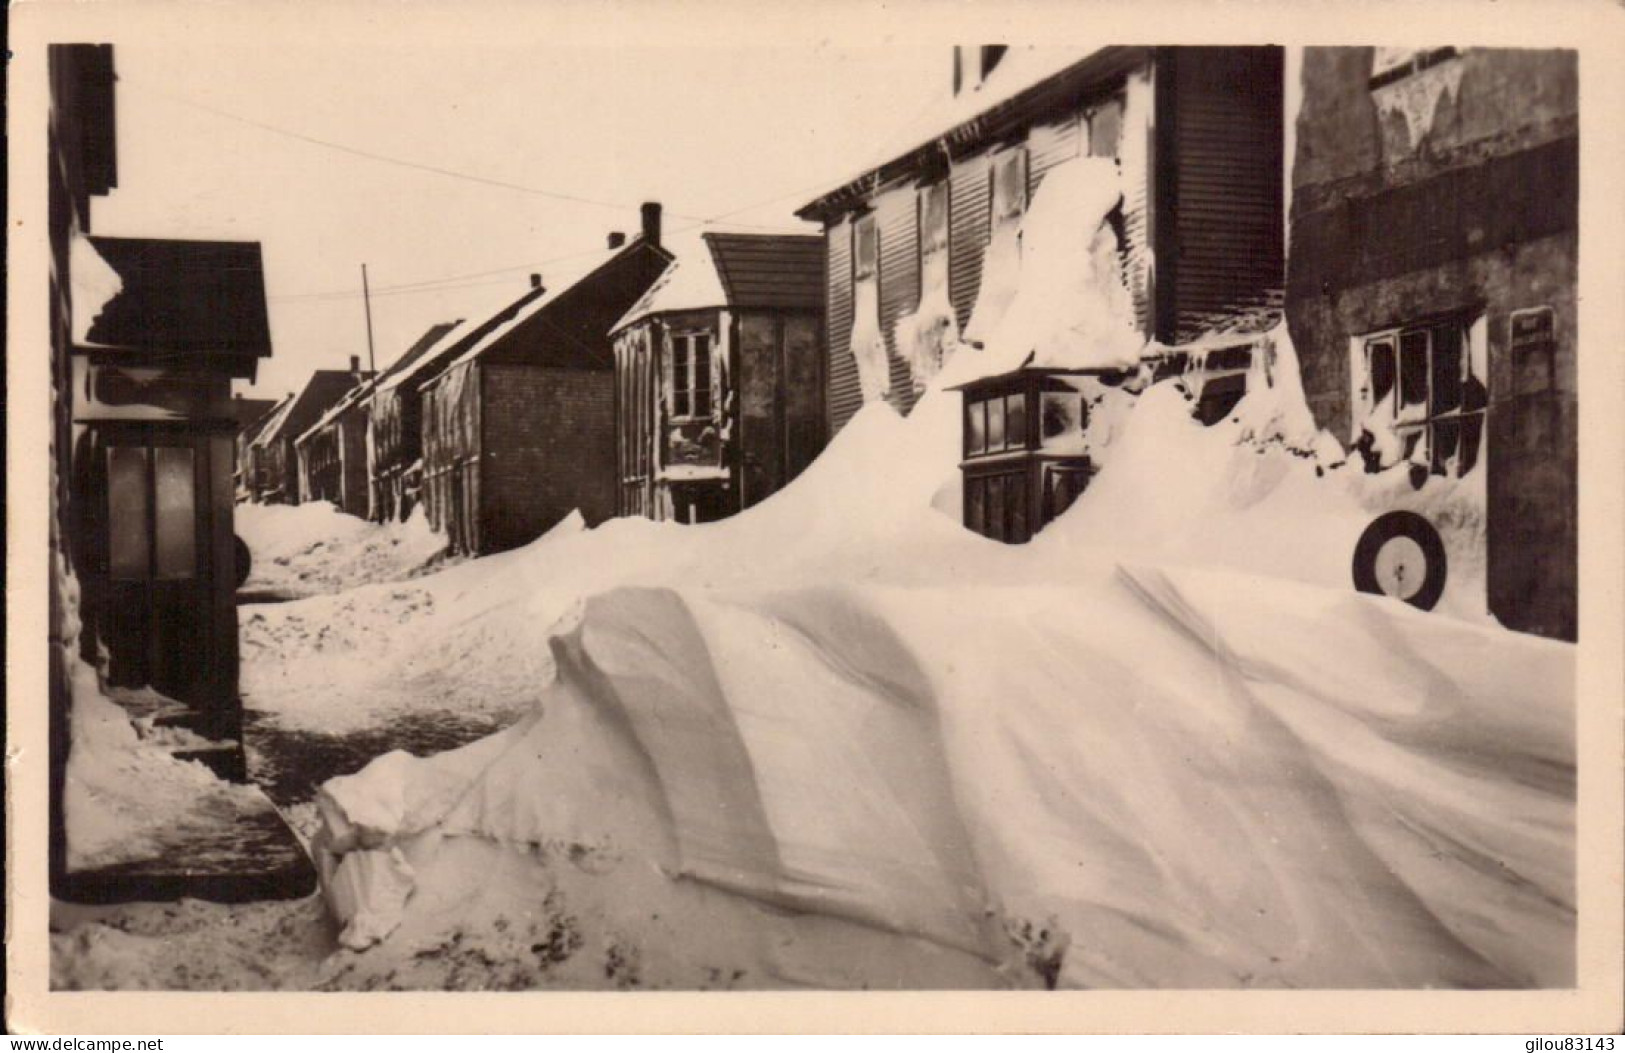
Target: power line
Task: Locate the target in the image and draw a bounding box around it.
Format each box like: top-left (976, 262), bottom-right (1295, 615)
top-left (123, 79), bottom-right (717, 221)
top-left (117, 80), bottom-right (852, 305)
top-left (268, 185), bottom-right (832, 307)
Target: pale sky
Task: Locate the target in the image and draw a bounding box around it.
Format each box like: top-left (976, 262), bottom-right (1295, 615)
top-left (87, 26), bottom-right (942, 396)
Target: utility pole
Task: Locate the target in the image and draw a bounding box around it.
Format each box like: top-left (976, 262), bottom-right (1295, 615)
top-left (361, 263), bottom-right (377, 373)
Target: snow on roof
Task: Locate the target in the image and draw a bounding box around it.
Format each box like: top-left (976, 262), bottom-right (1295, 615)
top-left (295, 375), bottom-right (376, 446)
top-left (612, 229), bottom-right (823, 333)
top-left (374, 317), bottom-right (478, 393)
top-left (887, 47), bottom-right (1101, 164)
top-left (370, 320), bottom-right (464, 388)
top-left (799, 46), bottom-right (1107, 216)
top-left (447, 243), bottom-right (639, 368)
top-left (611, 232), bottom-right (727, 332)
top-left (248, 394), bottom-right (298, 450)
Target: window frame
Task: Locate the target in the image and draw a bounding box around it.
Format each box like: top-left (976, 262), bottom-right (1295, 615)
top-left (105, 435), bottom-right (201, 583)
top-left (918, 180), bottom-right (950, 276)
top-left (853, 211), bottom-right (879, 284)
top-left (1355, 313), bottom-right (1486, 477)
top-left (670, 329), bottom-right (714, 421)
top-left (989, 146), bottom-right (1028, 230)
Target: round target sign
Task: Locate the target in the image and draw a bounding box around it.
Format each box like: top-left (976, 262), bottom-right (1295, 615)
top-left (1352, 511), bottom-right (1447, 611)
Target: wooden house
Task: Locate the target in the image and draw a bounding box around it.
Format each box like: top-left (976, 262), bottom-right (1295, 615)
top-left (294, 379), bottom-right (371, 516)
top-left (48, 44), bottom-right (314, 902)
top-left (292, 322), bottom-right (458, 517)
top-left (229, 395), bottom-right (281, 500)
top-left (796, 45), bottom-right (1284, 544)
top-left (421, 208), bottom-right (672, 556)
top-left (610, 231), bottom-right (826, 523)
top-left (365, 296), bottom-right (550, 524)
top-left (1286, 48), bottom-right (1578, 640)
top-left (796, 45), bottom-right (1284, 431)
top-left (244, 362), bottom-right (371, 505)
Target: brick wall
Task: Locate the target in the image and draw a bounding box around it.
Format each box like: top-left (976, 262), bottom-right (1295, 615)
top-left (478, 364), bottom-right (617, 554)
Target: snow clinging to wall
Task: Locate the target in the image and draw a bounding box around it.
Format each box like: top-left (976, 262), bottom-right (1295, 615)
top-left (849, 279), bottom-right (891, 402)
top-left (940, 157), bottom-right (1144, 389)
top-left (1373, 52), bottom-right (1465, 151)
top-left (70, 234), bottom-right (124, 346)
top-left (893, 271), bottom-right (959, 395)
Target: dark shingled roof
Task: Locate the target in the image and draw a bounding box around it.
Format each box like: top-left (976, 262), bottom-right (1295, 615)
top-left (80, 237), bottom-right (273, 359)
top-left (377, 320), bottom-right (464, 386)
top-left (257, 370), bottom-right (372, 448)
top-left (704, 233), bottom-right (824, 311)
top-left (229, 397), bottom-right (280, 433)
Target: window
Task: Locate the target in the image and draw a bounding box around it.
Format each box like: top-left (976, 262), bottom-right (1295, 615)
top-left (107, 442), bottom-right (197, 581)
top-left (1369, 47), bottom-right (1459, 89)
top-left (990, 148), bottom-right (1027, 229)
top-left (964, 391), bottom-right (1030, 457)
top-left (849, 212), bottom-right (889, 402)
top-left (672, 331), bottom-right (713, 418)
top-left (1354, 316), bottom-right (1486, 477)
top-left (920, 181), bottom-right (949, 273)
top-left (1086, 99), bottom-right (1123, 158)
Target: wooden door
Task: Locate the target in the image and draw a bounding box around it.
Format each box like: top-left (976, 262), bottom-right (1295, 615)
top-left (101, 430), bottom-right (212, 704)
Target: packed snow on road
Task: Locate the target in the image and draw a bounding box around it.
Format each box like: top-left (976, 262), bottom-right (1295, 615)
top-left (52, 156), bottom-right (1572, 992)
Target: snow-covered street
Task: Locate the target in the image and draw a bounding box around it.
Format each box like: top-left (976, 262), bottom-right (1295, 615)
top-left (51, 341), bottom-right (1576, 990)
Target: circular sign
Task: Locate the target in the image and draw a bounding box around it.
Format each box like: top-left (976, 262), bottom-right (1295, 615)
top-left (1352, 511), bottom-right (1447, 611)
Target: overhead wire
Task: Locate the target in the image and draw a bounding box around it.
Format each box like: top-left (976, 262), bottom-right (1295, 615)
top-left (117, 78), bottom-right (877, 307)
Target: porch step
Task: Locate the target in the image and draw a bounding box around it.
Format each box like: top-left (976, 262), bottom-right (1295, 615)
top-left (173, 742), bottom-right (248, 782)
top-left (54, 788), bottom-right (318, 905)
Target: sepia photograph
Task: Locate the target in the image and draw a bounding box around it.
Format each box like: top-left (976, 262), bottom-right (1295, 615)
top-left (7, 0), bottom-right (1624, 1035)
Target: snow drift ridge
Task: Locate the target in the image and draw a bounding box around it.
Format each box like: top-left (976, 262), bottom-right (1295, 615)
top-left (316, 568), bottom-right (1573, 989)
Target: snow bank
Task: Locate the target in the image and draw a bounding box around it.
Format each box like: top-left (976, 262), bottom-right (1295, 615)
top-left (62, 655), bottom-right (269, 872)
top-left (300, 361), bottom-right (1561, 989)
top-left (237, 501), bottom-right (445, 598)
top-left (314, 573), bottom-right (1571, 988)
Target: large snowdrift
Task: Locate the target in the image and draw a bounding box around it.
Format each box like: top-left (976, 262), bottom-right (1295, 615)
top-left (313, 568), bottom-right (1571, 988)
top-left (250, 149), bottom-right (1552, 990)
top-left (302, 364), bottom-right (1569, 988)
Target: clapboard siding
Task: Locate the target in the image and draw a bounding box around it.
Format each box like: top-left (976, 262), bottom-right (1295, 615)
top-left (1163, 47), bottom-right (1284, 341)
top-left (824, 216), bottom-right (860, 434)
top-left (876, 185), bottom-right (920, 413)
top-left (948, 152), bottom-right (992, 333)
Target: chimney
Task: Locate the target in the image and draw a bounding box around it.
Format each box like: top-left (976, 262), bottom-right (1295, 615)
top-left (607, 231), bottom-right (626, 250)
top-left (349, 355), bottom-right (360, 374)
top-left (980, 45), bottom-right (1008, 82)
top-left (530, 272), bottom-right (543, 289)
top-left (953, 46), bottom-right (965, 96)
top-left (640, 202), bottom-right (662, 247)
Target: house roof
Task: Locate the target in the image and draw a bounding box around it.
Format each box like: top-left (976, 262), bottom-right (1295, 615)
top-left (74, 236), bottom-right (274, 368)
top-left (256, 370), bottom-right (371, 448)
top-left (295, 375), bottom-right (376, 446)
top-left (796, 46), bottom-right (1146, 221)
top-left (377, 284), bottom-right (553, 396)
top-left (612, 231), bottom-right (822, 332)
top-left (449, 237), bottom-right (671, 371)
top-left (247, 395), bottom-right (297, 450)
top-left (228, 397), bottom-right (280, 433)
top-left (371, 320), bottom-right (465, 391)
